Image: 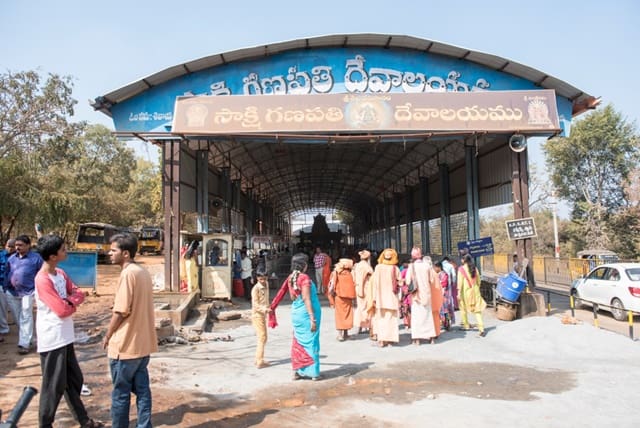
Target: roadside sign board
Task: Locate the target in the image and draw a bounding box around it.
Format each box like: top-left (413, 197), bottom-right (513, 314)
top-left (457, 237), bottom-right (495, 257)
top-left (58, 251), bottom-right (98, 289)
top-left (506, 217), bottom-right (537, 240)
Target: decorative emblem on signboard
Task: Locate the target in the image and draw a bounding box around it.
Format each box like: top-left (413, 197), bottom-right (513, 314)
top-left (185, 103), bottom-right (209, 127)
top-left (344, 95), bottom-right (392, 129)
top-left (526, 96), bottom-right (553, 127)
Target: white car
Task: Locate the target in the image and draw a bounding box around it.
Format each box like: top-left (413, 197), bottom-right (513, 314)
top-left (571, 263), bottom-right (640, 321)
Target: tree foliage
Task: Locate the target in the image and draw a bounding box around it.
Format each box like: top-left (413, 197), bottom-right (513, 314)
top-left (0, 70), bottom-right (162, 242)
top-left (543, 104), bottom-right (640, 255)
top-left (0, 70), bottom-right (77, 158)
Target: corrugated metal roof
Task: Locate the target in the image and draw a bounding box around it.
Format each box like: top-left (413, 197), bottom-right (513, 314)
top-left (93, 33), bottom-right (596, 116)
top-left (96, 34), bottom-right (596, 219)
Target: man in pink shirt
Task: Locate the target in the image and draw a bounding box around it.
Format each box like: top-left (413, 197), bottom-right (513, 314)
top-left (313, 247), bottom-right (327, 292)
top-left (35, 235), bottom-right (103, 428)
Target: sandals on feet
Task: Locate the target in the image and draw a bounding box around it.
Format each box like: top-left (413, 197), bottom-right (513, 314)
top-left (81, 384), bottom-right (92, 396)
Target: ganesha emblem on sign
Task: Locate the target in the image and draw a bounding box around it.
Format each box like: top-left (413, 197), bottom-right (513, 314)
top-left (526, 98), bottom-right (552, 127)
top-left (345, 97), bottom-right (391, 129)
top-left (185, 103), bottom-right (209, 127)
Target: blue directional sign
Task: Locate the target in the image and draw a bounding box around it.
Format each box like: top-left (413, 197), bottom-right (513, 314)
top-left (457, 237), bottom-right (495, 258)
top-left (58, 251), bottom-right (98, 289)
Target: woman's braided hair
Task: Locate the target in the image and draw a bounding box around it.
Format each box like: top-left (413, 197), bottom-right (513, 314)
top-left (289, 253), bottom-right (308, 291)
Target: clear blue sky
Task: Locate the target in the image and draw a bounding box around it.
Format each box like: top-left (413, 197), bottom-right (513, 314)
top-left (2, 0), bottom-right (638, 216)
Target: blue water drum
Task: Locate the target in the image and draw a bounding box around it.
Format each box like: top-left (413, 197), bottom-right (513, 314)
top-left (497, 272), bottom-right (527, 303)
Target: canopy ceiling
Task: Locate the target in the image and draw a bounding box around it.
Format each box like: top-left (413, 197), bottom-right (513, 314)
top-left (181, 131), bottom-right (503, 218)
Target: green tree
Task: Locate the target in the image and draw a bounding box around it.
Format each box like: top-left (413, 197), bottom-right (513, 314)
top-left (0, 70), bottom-right (78, 241)
top-left (0, 70), bottom-right (77, 158)
top-left (121, 158), bottom-right (163, 227)
top-left (26, 124), bottom-right (136, 239)
top-left (543, 104), bottom-right (639, 253)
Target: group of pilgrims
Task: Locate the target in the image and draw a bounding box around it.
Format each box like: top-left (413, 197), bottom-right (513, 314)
top-left (322, 247), bottom-right (487, 347)
top-left (267, 247), bottom-right (488, 382)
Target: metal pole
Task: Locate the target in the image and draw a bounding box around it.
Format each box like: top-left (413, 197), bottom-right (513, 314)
top-left (552, 192), bottom-right (560, 258)
top-left (593, 305), bottom-right (599, 329)
top-left (629, 311), bottom-right (634, 340)
top-left (570, 295), bottom-right (575, 318)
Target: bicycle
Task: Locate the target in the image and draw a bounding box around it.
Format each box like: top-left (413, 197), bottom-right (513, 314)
top-left (0, 386), bottom-right (38, 428)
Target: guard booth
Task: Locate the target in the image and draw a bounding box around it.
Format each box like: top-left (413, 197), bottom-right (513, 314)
top-left (201, 233), bottom-right (233, 299)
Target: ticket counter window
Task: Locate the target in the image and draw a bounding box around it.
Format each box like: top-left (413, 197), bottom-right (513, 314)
top-left (206, 239), bottom-right (229, 267)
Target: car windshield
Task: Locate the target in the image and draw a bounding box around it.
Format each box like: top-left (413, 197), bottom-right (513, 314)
top-left (587, 267), bottom-right (607, 280)
top-left (625, 268), bottom-right (640, 281)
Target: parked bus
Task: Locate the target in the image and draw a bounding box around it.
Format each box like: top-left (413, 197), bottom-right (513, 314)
top-left (74, 222), bottom-right (122, 261)
top-left (138, 226), bottom-right (164, 255)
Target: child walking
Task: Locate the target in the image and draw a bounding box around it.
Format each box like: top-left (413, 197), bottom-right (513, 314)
top-left (251, 272), bottom-right (271, 368)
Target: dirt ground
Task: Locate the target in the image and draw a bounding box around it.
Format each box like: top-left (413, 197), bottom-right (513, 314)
top-left (2, 256), bottom-right (639, 427)
top-left (0, 255), bottom-right (167, 427)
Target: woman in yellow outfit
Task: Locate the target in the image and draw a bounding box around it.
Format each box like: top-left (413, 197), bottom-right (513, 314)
top-left (457, 254), bottom-right (487, 337)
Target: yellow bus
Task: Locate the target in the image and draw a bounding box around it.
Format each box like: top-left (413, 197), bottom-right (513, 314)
top-left (75, 222), bottom-right (123, 261)
top-left (138, 226), bottom-right (164, 255)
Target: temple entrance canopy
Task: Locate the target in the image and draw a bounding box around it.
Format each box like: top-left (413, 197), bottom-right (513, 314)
top-left (92, 34), bottom-right (597, 290)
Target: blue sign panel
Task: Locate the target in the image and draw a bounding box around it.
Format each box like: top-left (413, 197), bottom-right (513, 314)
top-left (58, 251), bottom-right (98, 289)
top-left (457, 237), bottom-right (495, 258)
top-left (110, 46), bottom-right (573, 135)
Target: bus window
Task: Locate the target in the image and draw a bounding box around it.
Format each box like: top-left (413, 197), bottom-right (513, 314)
top-left (75, 222), bottom-right (121, 261)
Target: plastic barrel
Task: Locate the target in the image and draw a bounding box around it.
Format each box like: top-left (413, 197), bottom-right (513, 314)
top-left (497, 272), bottom-right (527, 303)
top-left (233, 279), bottom-right (244, 297)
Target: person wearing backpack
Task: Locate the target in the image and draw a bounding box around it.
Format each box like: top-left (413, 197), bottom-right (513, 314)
top-left (329, 258), bottom-right (356, 341)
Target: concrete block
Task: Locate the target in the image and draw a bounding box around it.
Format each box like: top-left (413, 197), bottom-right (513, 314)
top-left (156, 324), bottom-right (175, 339)
top-left (517, 292), bottom-right (546, 318)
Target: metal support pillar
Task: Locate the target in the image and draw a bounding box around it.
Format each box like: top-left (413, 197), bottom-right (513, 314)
top-left (162, 140), bottom-right (181, 292)
top-left (246, 187), bottom-right (254, 247)
top-left (196, 150), bottom-right (209, 234)
top-left (405, 185), bottom-right (413, 251)
top-left (465, 144), bottom-right (480, 241)
top-left (511, 149), bottom-right (532, 260)
top-left (439, 164), bottom-right (451, 256)
top-left (419, 177), bottom-right (430, 252)
top-left (393, 192), bottom-right (402, 251)
top-left (383, 197), bottom-right (392, 248)
top-left (220, 167), bottom-right (232, 233)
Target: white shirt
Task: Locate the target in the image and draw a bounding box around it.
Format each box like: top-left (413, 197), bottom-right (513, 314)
top-left (36, 273), bottom-right (75, 353)
top-left (241, 256), bottom-right (253, 280)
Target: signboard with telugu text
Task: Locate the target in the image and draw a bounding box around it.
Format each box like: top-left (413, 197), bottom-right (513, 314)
top-left (505, 217), bottom-right (537, 240)
top-left (172, 90), bottom-right (560, 135)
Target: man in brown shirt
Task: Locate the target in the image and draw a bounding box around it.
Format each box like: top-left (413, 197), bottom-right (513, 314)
top-left (103, 233), bottom-right (157, 428)
top-left (251, 271), bottom-right (271, 368)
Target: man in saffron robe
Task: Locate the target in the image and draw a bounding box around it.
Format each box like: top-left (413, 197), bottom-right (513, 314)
top-left (353, 250), bottom-right (373, 337)
top-left (403, 248), bottom-right (430, 345)
top-left (329, 258), bottom-right (356, 341)
top-left (371, 249), bottom-right (402, 347)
